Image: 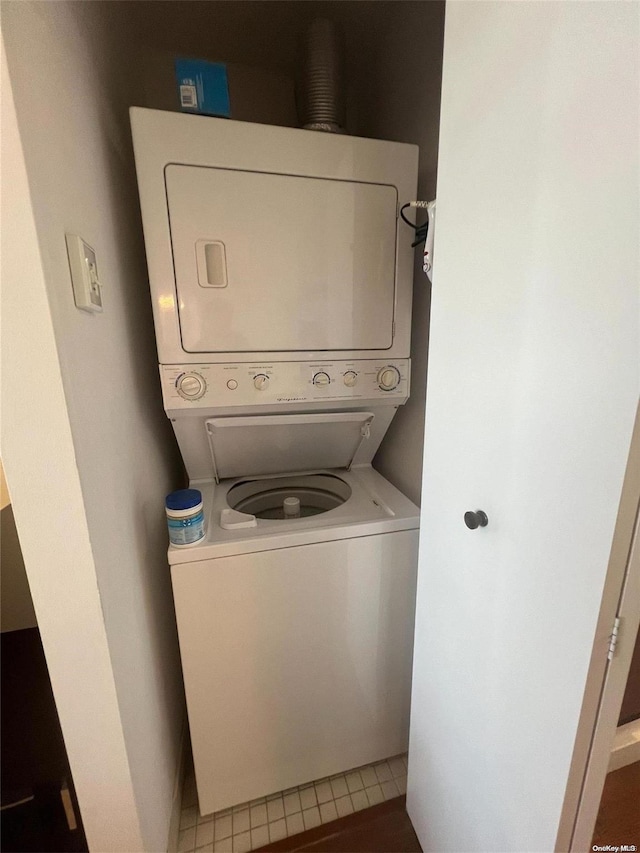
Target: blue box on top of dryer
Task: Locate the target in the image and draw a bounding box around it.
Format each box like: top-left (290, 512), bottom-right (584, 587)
top-left (175, 58), bottom-right (231, 118)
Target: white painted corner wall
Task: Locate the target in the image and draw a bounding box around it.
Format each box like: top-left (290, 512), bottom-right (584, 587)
top-left (2, 2), bottom-right (186, 850)
top-left (1, 37), bottom-right (144, 853)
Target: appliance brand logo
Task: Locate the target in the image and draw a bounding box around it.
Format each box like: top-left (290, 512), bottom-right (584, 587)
top-left (277, 396), bottom-right (308, 402)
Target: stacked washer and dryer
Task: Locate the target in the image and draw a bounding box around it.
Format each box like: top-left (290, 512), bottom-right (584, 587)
top-left (131, 108), bottom-right (420, 816)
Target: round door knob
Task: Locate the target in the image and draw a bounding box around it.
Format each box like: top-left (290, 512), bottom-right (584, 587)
top-left (464, 510), bottom-right (488, 529)
top-left (176, 372), bottom-right (206, 400)
top-left (254, 374), bottom-right (269, 391)
top-left (377, 366), bottom-right (401, 391)
top-left (313, 372), bottom-right (331, 387)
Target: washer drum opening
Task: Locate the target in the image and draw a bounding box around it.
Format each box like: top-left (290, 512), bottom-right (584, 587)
top-left (227, 474), bottom-right (352, 520)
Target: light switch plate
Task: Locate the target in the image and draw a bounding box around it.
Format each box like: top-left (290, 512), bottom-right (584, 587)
top-left (66, 234), bottom-right (103, 312)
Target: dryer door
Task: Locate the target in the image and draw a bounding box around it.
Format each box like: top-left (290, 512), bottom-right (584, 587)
top-left (165, 165), bottom-right (398, 354)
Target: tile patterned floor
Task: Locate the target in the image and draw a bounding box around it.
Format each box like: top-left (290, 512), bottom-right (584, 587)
top-left (178, 754), bottom-right (408, 853)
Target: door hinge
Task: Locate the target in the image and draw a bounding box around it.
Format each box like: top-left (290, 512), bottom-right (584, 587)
top-left (607, 616), bottom-right (621, 661)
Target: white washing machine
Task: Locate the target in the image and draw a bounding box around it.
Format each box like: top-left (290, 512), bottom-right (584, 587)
top-left (130, 109), bottom-right (420, 815)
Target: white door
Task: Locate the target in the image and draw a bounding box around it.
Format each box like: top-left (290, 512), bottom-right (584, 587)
top-left (165, 166), bottom-right (398, 353)
top-left (408, 4), bottom-right (639, 852)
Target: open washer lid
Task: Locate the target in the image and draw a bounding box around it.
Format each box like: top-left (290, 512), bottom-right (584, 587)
top-left (205, 412), bottom-right (375, 482)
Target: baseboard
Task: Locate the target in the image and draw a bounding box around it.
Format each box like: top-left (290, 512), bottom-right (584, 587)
top-left (608, 718), bottom-right (640, 772)
top-left (167, 719), bottom-right (188, 853)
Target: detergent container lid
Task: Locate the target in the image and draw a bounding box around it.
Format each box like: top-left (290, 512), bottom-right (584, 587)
top-left (166, 488), bottom-right (203, 511)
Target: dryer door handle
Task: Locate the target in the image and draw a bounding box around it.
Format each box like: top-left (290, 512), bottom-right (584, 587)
top-left (196, 240), bottom-right (228, 288)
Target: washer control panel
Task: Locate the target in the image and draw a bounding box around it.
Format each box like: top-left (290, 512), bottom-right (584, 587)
top-left (161, 359), bottom-right (410, 409)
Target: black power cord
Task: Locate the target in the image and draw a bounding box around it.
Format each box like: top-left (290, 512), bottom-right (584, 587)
top-left (400, 203), bottom-right (429, 249)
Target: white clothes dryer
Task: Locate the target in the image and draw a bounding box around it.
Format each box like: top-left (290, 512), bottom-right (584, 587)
top-left (130, 108), bottom-right (419, 366)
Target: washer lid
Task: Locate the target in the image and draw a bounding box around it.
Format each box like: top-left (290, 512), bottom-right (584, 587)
top-left (205, 412), bottom-right (375, 481)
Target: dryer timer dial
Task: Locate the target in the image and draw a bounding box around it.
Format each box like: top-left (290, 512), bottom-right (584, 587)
top-left (377, 366), bottom-right (401, 391)
top-left (176, 372), bottom-right (206, 400)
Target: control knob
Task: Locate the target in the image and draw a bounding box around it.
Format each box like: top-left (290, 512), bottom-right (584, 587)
top-left (377, 366), bottom-right (401, 391)
top-left (254, 374), bottom-right (270, 391)
top-left (313, 372), bottom-right (331, 387)
top-left (343, 371), bottom-right (358, 387)
top-left (176, 372), bottom-right (206, 400)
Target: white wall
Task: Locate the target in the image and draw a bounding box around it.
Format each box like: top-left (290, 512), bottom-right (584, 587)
top-left (2, 3), bottom-right (185, 850)
top-left (1, 36), bottom-right (144, 853)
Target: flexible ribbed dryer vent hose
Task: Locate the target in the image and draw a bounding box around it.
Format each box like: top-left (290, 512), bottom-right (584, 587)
top-left (300, 19), bottom-right (345, 133)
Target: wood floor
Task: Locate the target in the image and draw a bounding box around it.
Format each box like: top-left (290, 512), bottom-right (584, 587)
top-left (592, 761), bottom-right (640, 849)
top-left (254, 797), bottom-right (421, 853)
